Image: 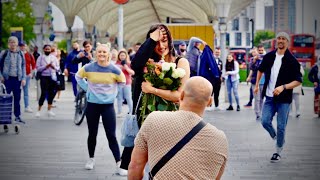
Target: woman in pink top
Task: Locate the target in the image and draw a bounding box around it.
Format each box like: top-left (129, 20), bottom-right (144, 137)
top-left (116, 49), bottom-right (135, 114)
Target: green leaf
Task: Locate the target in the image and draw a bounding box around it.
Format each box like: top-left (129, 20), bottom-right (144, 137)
top-left (157, 103), bottom-right (168, 111)
top-left (147, 104), bottom-right (156, 112)
top-left (163, 78), bottom-right (173, 85)
top-left (159, 72), bottom-right (165, 79)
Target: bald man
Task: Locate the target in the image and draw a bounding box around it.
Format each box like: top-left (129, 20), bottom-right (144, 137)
top-left (128, 77), bottom-right (228, 180)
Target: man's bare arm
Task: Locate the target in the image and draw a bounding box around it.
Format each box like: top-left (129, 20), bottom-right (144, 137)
top-left (128, 147), bottom-right (148, 180)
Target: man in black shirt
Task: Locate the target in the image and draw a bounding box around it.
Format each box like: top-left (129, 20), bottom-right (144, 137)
top-left (254, 32), bottom-right (302, 163)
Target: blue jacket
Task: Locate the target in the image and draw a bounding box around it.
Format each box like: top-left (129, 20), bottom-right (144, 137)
top-left (0, 50), bottom-right (26, 81)
top-left (65, 49), bottom-right (80, 74)
top-left (199, 46), bottom-right (220, 82)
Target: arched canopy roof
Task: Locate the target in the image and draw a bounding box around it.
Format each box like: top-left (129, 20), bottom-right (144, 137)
top-left (50, 0), bottom-right (254, 44)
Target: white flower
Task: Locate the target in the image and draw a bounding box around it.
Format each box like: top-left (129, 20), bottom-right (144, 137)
top-left (172, 68), bottom-right (186, 79)
top-left (176, 68), bottom-right (186, 78)
top-left (162, 62), bottom-right (171, 71)
top-left (169, 63), bottom-right (176, 69)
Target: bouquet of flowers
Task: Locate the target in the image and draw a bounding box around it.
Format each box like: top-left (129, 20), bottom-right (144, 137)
top-left (140, 58), bottom-right (186, 123)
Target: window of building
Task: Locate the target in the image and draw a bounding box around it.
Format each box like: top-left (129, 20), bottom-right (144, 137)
top-left (246, 33), bottom-right (251, 46)
top-left (244, 18), bottom-right (249, 31)
top-left (233, 18), bottom-right (239, 31)
top-left (235, 32), bottom-right (242, 46)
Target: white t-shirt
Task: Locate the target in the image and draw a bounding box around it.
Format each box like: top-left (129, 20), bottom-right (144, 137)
top-left (266, 52), bottom-right (284, 97)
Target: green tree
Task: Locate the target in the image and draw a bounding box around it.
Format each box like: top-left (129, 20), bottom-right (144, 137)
top-left (254, 30), bottom-right (275, 46)
top-left (57, 39), bottom-right (67, 52)
top-left (2, 0), bottom-right (35, 48)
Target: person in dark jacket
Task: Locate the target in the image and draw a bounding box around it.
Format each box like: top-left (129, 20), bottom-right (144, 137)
top-left (198, 46), bottom-right (220, 111)
top-left (186, 37), bottom-right (206, 77)
top-left (119, 23), bottom-right (190, 176)
top-left (212, 48), bottom-right (223, 110)
top-left (254, 32), bottom-right (302, 163)
top-left (64, 41), bottom-right (80, 97)
top-left (308, 57), bottom-right (320, 115)
top-left (72, 40), bottom-right (93, 67)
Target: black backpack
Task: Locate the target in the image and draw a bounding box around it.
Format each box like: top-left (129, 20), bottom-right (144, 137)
top-left (0, 50), bottom-right (8, 73)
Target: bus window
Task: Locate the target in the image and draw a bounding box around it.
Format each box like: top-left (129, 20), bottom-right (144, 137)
top-left (293, 35), bottom-right (314, 47)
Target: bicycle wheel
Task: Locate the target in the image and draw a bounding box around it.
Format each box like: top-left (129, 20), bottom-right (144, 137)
top-left (74, 94), bottom-right (86, 126)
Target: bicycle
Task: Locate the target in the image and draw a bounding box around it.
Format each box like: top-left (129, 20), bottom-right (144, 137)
top-left (74, 88), bottom-right (87, 126)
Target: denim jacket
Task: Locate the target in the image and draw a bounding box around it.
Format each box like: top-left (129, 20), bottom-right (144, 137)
top-left (0, 50), bottom-right (26, 81)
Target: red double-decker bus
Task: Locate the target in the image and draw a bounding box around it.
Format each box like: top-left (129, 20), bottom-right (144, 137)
top-left (261, 34), bottom-right (316, 68)
top-left (290, 34), bottom-right (316, 68)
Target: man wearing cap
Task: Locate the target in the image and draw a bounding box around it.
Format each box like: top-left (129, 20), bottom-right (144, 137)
top-left (19, 42), bottom-right (36, 113)
top-left (254, 32), bottom-right (302, 162)
top-left (176, 41), bottom-right (187, 58)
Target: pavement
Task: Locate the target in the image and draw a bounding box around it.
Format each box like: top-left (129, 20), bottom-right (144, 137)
top-left (0, 79), bottom-right (320, 180)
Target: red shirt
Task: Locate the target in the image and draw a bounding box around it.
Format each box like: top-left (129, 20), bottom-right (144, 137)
top-left (24, 52), bottom-right (36, 75)
top-left (116, 61), bottom-right (132, 85)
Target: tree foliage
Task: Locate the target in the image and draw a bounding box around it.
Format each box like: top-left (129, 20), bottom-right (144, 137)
top-left (254, 30), bottom-right (275, 46)
top-left (1, 0), bottom-right (35, 48)
top-left (57, 39), bottom-right (67, 52)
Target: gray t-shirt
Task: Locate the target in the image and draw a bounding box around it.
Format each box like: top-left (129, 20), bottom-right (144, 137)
top-left (8, 52), bottom-right (19, 77)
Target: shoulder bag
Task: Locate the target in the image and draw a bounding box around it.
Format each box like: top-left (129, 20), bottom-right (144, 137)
top-left (120, 92), bottom-right (143, 147)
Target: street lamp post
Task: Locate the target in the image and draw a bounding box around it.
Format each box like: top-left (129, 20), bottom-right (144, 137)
top-left (250, 19), bottom-right (254, 48)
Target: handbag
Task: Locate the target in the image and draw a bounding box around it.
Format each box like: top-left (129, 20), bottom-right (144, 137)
top-left (120, 92), bottom-right (142, 147)
top-left (35, 71), bottom-right (42, 80)
top-left (148, 120), bottom-right (207, 179)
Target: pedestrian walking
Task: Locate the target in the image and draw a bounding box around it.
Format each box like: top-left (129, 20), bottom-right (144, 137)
top-left (308, 58), bottom-right (320, 116)
top-left (254, 32), bottom-right (302, 162)
top-left (19, 42), bottom-right (36, 113)
top-left (0, 36), bottom-right (26, 123)
top-left (35, 44), bottom-right (59, 118)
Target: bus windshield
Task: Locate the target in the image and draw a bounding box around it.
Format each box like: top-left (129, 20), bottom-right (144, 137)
top-left (293, 35), bottom-right (314, 47)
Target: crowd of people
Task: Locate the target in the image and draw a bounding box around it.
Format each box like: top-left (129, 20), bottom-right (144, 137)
top-left (0, 26), bottom-right (318, 179)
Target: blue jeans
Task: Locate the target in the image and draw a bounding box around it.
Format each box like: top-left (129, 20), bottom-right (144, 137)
top-left (4, 77), bottom-right (21, 118)
top-left (226, 78), bottom-right (239, 106)
top-left (71, 74), bottom-right (77, 97)
top-left (117, 85), bottom-right (133, 114)
top-left (261, 96), bottom-right (290, 148)
top-left (23, 75), bottom-right (31, 108)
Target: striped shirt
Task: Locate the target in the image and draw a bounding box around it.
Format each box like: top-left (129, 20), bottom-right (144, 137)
top-left (75, 62), bottom-right (126, 104)
top-left (135, 110), bottom-right (228, 179)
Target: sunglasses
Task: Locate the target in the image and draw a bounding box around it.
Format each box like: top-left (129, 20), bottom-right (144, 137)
top-left (180, 49), bottom-right (186, 52)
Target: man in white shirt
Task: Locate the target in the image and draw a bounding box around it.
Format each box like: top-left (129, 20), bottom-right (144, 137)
top-left (254, 32), bottom-right (302, 163)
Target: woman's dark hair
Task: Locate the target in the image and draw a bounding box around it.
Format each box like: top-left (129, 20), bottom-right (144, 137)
top-left (43, 44), bottom-right (51, 50)
top-left (146, 23), bottom-right (175, 61)
top-left (83, 40), bottom-right (91, 47)
top-left (225, 54), bottom-right (235, 71)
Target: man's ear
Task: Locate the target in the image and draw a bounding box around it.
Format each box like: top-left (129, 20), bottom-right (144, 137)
top-left (180, 91), bottom-right (185, 101)
top-left (207, 96), bottom-right (213, 107)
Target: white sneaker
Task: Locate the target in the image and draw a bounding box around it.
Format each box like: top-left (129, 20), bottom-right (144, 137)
top-left (85, 158), bottom-right (95, 170)
top-left (25, 107), bottom-right (33, 113)
top-left (48, 110), bottom-right (56, 117)
top-left (116, 162), bottom-right (128, 176)
top-left (35, 111), bottom-right (40, 118)
top-left (214, 107), bottom-right (221, 111)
